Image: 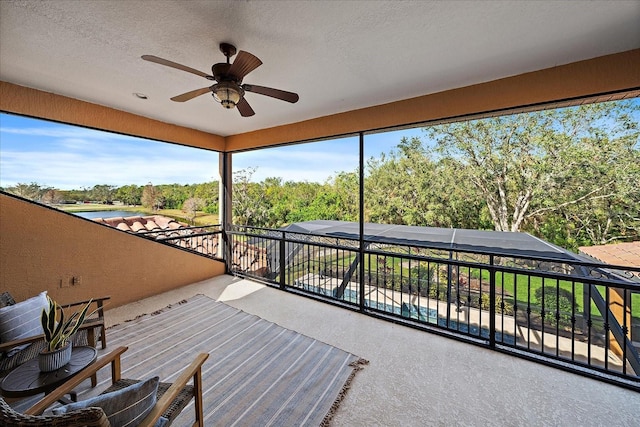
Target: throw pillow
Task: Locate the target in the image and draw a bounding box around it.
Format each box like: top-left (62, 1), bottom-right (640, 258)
top-left (0, 291), bottom-right (48, 356)
top-left (155, 416), bottom-right (170, 427)
top-left (53, 376), bottom-right (160, 427)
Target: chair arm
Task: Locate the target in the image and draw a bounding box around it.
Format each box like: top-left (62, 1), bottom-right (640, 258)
top-left (24, 346), bottom-right (129, 416)
top-left (138, 353), bottom-right (209, 427)
top-left (60, 296), bottom-right (110, 319)
top-left (0, 319), bottom-right (104, 354)
top-left (0, 334), bottom-right (45, 352)
top-left (60, 296), bottom-right (110, 309)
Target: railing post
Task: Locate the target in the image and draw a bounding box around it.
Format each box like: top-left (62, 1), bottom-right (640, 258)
top-left (358, 132), bottom-right (365, 312)
top-left (445, 251), bottom-right (453, 327)
top-left (279, 232), bottom-right (286, 290)
top-left (224, 228), bottom-right (231, 275)
top-left (489, 255), bottom-right (496, 348)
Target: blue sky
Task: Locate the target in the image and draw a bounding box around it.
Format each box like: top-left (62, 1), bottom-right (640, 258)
top-left (0, 113), bottom-right (420, 190)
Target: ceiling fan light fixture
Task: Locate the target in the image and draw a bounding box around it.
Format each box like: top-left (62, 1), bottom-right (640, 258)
top-left (212, 81), bottom-right (243, 109)
top-left (142, 44), bottom-right (298, 117)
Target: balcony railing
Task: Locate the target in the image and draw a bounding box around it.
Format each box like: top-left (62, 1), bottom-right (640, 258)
top-left (227, 225), bottom-right (640, 391)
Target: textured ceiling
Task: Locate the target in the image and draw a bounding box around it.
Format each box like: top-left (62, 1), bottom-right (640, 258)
top-left (1, 0), bottom-right (639, 137)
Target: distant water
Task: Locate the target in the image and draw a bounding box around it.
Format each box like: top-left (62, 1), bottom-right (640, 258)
top-left (74, 210), bottom-right (148, 219)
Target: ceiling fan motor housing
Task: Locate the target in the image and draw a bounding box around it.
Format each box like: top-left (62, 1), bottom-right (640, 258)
top-left (212, 63), bottom-right (232, 82)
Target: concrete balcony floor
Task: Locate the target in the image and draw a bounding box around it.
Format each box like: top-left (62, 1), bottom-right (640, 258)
top-left (107, 275), bottom-right (639, 426)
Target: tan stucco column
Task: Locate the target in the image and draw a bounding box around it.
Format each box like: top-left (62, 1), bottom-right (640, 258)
top-left (608, 288), bottom-right (632, 358)
top-left (218, 152), bottom-right (233, 261)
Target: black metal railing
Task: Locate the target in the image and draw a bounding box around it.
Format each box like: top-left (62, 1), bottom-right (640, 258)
top-left (137, 224), bottom-right (223, 259)
top-left (227, 225), bottom-right (640, 391)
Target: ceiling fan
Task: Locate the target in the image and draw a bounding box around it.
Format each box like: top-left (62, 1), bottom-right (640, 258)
top-left (142, 43), bottom-right (299, 117)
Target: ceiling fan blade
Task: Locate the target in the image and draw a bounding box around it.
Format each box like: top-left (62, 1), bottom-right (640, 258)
top-left (243, 84), bottom-right (299, 103)
top-left (227, 51), bottom-right (262, 80)
top-left (142, 55), bottom-right (214, 80)
top-left (170, 87), bottom-right (212, 102)
top-left (236, 97), bottom-right (255, 117)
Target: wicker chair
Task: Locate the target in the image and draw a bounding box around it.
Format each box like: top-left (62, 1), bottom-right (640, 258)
top-left (0, 292), bottom-right (110, 383)
top-left (0, 292), bottom-right (16, 309)
top-left (0, 398), bottom-right (109, 426)
top-left (0, 346), bottom-right (209, 427)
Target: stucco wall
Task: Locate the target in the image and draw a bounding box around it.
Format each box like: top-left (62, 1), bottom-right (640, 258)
top-left (0, 82), bottom-right (225, 152)
top-left (0, 193), bottom-right (225, 308)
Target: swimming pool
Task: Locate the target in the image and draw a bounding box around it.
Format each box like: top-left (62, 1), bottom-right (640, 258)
top-left (294, 283), bottom-right (515, 345)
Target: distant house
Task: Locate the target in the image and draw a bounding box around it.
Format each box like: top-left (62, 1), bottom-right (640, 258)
top-left (579, 241), bottom-right (640, 347)
top-left (93, 215), bottom-right (220, 259)
top-left (579, 242), bottom-right (640, 269)
top-left (92, 214), bottom-right (189, 234)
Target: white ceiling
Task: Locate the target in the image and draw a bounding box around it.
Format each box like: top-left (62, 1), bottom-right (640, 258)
top-left (1, 0), bottom-right (639, 137)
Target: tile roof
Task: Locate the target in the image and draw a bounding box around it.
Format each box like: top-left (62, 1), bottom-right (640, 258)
top-left (93, 215), bottom-right (220, 257)
top-left (578, 241), bottom-right (640, 267)
top-left (92, 215), bottom-right (266, 273)
top-left (93, 215), bottom-right (188, 233)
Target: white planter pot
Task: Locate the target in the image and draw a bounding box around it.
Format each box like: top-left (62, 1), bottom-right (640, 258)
top-left (38, 343), bottom-right (72, 372)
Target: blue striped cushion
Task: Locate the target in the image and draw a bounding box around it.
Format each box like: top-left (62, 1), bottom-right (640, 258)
top-left (53, 376), bottom-right (160, 427)
top-left (0, 291), bottom-right (48, 356)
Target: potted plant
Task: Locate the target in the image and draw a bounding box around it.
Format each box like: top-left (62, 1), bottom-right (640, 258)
top-left (38, 296), bottom-right (93, 372)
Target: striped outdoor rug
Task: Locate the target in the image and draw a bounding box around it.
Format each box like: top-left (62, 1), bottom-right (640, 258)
top-left (85, 294), bottom-right (366, 426)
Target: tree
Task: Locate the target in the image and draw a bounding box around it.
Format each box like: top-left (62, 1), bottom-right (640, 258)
top-left (532, 132), bottom-right (640, 246)
top-left (141, 182), bottom-right (163, 211)
top-left (329, 172), bottom-right (359, 222)
top-left (158, 184), bottom-right (189, 209)
top-left (6, 182), bottom-right (42, 201)
top-left (182, 197), bottom-right (204, 224)
top-left (232, 168), bottom-right (270, 226)
top-left (90, 184), bottom-right (116, 204)
top-left (62, 187), bottom-right (91, 203)
top-left (365, 137), bottom-right (488, 229)
top-left (115, 185), bottom-right (142, 206)
top-left (194, 181), bottom-right (219, 214)
top-left (366, 137), bottom-right (439, 225)
top-left (425, 100), bottom-right (639, 236)
top-left (41, 189), bottom-right (64, 204)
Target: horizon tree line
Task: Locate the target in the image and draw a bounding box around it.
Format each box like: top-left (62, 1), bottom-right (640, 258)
top-left (3, 99), bottom-right (638, 251)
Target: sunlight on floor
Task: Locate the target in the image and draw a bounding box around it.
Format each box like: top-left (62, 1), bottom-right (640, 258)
top-left (217, 279), bottom-right (265, 302)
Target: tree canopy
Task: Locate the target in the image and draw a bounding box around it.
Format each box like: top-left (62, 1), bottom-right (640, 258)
top-left (4, 99), bottom-right (637, 252)
top-left (230, 99), bottom-right (638, 250)
top-left (424, 102), bottom-right (639, 237)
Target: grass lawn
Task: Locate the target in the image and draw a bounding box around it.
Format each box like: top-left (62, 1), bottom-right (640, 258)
top-left (155, 208), bottom-right (218, 225)
top-left (473, 267), bottom-right (640, 323)
top-left (309, 250), bottom-right (640, 323)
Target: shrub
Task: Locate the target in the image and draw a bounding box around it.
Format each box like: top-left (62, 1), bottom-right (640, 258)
top-left (478, 294), bottom-right (513, 315)
top-left (534, 286), bottom-right (576, 326)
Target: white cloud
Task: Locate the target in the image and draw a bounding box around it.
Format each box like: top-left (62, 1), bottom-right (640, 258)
top-left (233, 141), bottom-right (360, 183)
top-left (0, 118), bottom-right (220, 189)
top-left (0, 115), bottom-right (417, 189)
top-left (0, 148), bottom-right (218, 190)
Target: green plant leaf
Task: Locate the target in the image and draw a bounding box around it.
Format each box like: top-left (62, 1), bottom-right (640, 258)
top-left (41, 308), bottom-right (52, 342)
top-left (47, 298), bottom-right (56, 335)
top-left (67, 299), bottom-right (93, 338)
top-left (40, 297), bottom-right (95, 350)
top-left (52, 307), bottom-right (64, 338)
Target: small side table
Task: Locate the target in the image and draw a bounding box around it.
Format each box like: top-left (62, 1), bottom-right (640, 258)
top-left (0, 346), bottom-right (98, 398)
